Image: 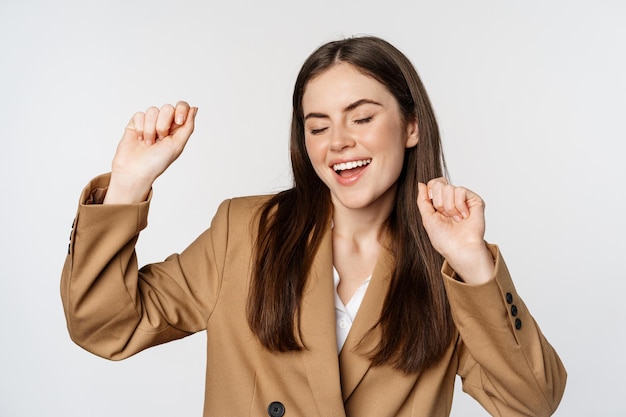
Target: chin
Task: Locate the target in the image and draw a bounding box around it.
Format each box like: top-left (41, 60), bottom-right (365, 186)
top-left (330, 185), bottom-right (397, 213)
top-left (331, 193), bottom-right (381, 210)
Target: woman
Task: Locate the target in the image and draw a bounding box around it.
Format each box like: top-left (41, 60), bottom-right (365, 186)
top-left (62, 36), bottom-right (566, 416)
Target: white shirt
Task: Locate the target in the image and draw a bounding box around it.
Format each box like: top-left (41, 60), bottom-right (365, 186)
top-left (333, 266), bottom-right (372, 353)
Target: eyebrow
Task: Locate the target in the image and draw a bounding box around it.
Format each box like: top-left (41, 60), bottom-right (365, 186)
top-left (304, 98), bottom-right (382, 121)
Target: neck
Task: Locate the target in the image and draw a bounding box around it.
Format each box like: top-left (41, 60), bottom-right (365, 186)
top-left (330, 193), bottom-right (395, 248)
top-left (330, 190), bottom-right (394, 302)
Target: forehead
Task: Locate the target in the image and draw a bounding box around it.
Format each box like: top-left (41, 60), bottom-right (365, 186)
top-left (302, 63), bottom-right (393, 111)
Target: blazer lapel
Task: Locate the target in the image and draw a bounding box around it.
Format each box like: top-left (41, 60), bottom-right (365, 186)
top-left (299, 225), bottom-right (347, 417)
top-left (338, 246), bottom-right (394, 402)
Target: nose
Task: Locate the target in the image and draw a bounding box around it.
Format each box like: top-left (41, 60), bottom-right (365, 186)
top-left (329, 124), bottom-right (356, 152)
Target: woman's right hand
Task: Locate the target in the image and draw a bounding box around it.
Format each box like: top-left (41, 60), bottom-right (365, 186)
top-left (103, 101), bottom-right (197, 204)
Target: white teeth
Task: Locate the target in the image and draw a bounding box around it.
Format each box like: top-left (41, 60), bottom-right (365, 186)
top-left (333, 159), bottom-right (372, 172)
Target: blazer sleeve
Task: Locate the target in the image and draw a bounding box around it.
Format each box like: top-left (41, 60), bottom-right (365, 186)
top-left (442, 244), bottom-right (567, 417)
top-left (61, 173), bottom-right (230, 360)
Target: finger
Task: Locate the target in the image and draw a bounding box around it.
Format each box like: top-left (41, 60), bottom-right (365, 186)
top-left (171, 107), bottom-right (197, 149)
top-left (127, 111), bottom-right (146, 141)
top-left (174, 101), bottom-right (191, 125)
top-left (464, 188), bottom-right (486, 211)
top-left (156, 104), bottom-right (175, 139)
top-left (454, 187), bottom-right (470, 219)
top-left (416, 182), bottom-right (436, 218)
top-left (427, 178), bottom-right (448, 214)
top-left (442, 184), bottom-right (464, 222)
top-left (426, 177), bottom-right (448, 198)
top-left (143, 106), bottom-right (159, 145)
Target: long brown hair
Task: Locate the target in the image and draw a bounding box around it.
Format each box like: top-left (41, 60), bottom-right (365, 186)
top-left (247, 36), bottom-right (454, 373)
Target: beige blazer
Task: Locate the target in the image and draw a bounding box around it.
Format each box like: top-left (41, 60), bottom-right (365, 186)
top-left (61, 174), bottom-right (566, 417)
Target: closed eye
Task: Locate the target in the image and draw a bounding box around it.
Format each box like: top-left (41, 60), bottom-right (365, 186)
top-left (310, 127), bottom-right (328, 135)
top-left (354, 116), bottom-right (373, 124)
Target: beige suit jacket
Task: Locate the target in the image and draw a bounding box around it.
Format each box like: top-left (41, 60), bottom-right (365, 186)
top-left (61, 174), bottom-right (566, 417)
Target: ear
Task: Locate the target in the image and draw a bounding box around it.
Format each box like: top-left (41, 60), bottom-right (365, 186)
top-left (405, 118), bottom-right (419, 148)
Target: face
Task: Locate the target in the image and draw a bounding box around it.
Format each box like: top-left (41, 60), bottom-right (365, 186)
top-left (302, 63), bottom-right (418, 215)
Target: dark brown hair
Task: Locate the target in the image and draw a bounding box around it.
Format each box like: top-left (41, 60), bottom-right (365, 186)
top-left (247, 36), bottom-right (454, 373)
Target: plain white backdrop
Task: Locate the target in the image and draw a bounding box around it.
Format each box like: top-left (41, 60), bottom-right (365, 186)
top-left (1, 0), bottom-right (624, 415)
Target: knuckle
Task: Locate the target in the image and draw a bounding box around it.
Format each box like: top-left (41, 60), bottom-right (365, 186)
top-left (160, 103), bottom-right (175, 113)
top-left (427, 178), bottom-right (441, 187)
top-left (131, 113), bottom-right (144, 130)
top-left (145, 106), bottom-right (159, 118)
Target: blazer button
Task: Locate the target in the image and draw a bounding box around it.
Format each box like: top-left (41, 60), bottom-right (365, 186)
top-left (506, 292), bottom-right (513, 304)
top-left (268, 401), bottom-right (285, 417)
top-left (511, 305), bottom-right (518, 316)
top-left (515, 318), bottom-right (522, 330)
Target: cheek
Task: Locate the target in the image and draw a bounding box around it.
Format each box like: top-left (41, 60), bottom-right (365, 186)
top-left (366, 123), bottom-right (404, 152)
top-left (304, 139), bottom-right (327, 177)
top-left (304, 138), bottom-right (324, 164)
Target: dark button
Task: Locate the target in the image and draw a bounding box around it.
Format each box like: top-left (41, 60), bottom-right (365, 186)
top-left (506, 292), bottom-right (513, 304)
top-left (511, 305), bottom-right (518, 316)
top-left (268, 401), bottom-right (285, 417)
top-left (515, 318), bottom-right (522, 330)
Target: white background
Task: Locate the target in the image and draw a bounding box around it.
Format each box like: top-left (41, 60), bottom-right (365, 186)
top-left (1, 0), bottom-right (624, 415)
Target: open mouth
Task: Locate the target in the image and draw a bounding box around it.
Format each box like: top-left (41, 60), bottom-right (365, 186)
top-left (333, 159), bottom-right (372, 177)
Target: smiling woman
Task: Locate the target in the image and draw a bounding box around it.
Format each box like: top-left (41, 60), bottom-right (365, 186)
top-left (303, 64), bottom-right (417, 213)
top-left (61, 36), bottom-right (566, 417)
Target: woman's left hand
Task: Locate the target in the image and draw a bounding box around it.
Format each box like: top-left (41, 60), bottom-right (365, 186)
top-left (417, 178), bottom-right (495, 285)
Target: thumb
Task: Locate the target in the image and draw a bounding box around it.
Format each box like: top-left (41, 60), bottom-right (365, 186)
top-left (417, 182), bottom-right (436, 218)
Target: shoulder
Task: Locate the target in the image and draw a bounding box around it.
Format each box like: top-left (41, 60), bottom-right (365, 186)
top-left (215, 194), bottom-right (275, 218)
top-left (229, 194), bottom-right (275, 211)
top-left (202, 195), bottom-right (276, 257)
top-left (210, 194), bottom-right (276, 233)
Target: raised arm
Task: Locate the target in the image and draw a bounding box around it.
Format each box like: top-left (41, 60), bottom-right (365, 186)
top-left (417, 178), bottom-right (566, 415)
top-left (61, 102), bottom-right (222, 361)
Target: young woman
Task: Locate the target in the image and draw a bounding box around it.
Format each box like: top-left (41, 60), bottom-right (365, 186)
top-left (62, 36), bottom-right (566, 416)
